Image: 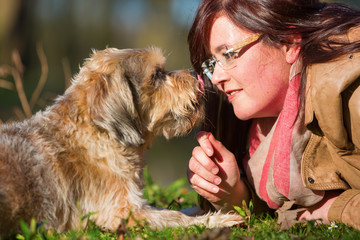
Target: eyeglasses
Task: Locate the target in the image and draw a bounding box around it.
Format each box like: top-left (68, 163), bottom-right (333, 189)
top-left (201, 33), bottom-right (262, 80)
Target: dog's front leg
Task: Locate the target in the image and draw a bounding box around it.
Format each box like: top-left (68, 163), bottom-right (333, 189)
top-left (129, 207), bottom-right (244, 229)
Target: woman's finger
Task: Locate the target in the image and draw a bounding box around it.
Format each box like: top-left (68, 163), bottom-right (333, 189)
top-left (196, 131), bottom-right (214, 157)
top-left (188, 171), bottom-right (220, 194)
top-left (208, 133), bottom-right (235, 163)
top-left (188, 156), bottom-right (222, 185)
top-left (191, 185), bottom-right (222, 203)
top-left (192, 146), bottom-right (219, 174)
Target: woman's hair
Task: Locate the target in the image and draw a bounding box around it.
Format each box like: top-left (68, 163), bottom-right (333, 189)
top-left (188, 0), bottom-right (360, 74)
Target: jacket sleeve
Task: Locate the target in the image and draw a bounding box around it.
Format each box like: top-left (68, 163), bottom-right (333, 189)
top-left (328, 189), bottom-right (360, 230)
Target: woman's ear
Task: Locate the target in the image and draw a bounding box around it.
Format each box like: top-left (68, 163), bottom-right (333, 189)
top-left (284, 33), bottom-right (302, 64)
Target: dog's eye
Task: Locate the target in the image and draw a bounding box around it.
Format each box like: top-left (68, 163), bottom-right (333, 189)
top-left (151, 67), bottom-right (167, 87)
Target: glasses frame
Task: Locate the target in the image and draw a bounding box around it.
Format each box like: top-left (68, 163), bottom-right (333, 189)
top-left (201, 32), bottom-right (263, 80)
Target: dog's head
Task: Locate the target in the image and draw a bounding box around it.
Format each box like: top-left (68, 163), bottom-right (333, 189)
top-left (73, 47), bottom-right (204, 147)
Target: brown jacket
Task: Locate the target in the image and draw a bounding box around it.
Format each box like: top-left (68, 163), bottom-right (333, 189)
top-left (303, 26), bottom-right (360, 229)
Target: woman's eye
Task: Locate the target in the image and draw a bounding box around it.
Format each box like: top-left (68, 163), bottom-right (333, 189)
top-left (222, 51), bottom-right (237, 60)
top-left (230, 51), bottom-right (239, 57)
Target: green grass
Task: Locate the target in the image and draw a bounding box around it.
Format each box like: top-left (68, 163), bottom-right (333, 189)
top-left (12, 168), bottom-right (360, 240)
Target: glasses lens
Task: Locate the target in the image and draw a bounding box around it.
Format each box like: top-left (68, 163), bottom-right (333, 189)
top-left (201, 58), bottom-right (215, 80)
top-left (218, 51), bottom-right (236, 70)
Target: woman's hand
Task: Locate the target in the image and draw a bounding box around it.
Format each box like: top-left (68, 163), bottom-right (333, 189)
top-left (187, 131), bottom-right (249, 211)
top-left (298, 191), bottom-right (340, 224)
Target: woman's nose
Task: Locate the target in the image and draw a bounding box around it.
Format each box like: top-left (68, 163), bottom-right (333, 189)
top-left (211, 63), bottom-right (229, 86)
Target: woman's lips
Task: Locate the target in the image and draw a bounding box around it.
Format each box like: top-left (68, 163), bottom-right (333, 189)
top-left (226, 89), bottom-right (242, 101)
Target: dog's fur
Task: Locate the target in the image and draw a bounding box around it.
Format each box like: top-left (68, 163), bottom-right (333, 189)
top-left (0, 47), bottom-right (243, 236)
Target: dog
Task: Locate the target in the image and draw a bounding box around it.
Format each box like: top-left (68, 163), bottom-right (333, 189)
top-left (0, 47), bottom-right (243, 237)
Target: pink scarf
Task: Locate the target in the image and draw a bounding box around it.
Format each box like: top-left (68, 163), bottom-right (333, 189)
top-left (245, 72), bottom-right (324, 209)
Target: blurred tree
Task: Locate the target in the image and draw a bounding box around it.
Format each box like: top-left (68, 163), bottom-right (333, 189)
top-left (0, 0), bottom-right (197, 120)
top-left (0, 0), bottom-right (26, 64)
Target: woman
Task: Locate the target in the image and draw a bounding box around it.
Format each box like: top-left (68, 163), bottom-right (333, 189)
top-left (187, 0), bottom-right (360, 229)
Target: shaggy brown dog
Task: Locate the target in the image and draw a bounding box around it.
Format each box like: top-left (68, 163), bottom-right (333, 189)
top-left (0, 47), bottom-right (243, 237)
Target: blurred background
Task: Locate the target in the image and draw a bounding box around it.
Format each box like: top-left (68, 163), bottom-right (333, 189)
top-left (0, 0), bottom-right (359, 186)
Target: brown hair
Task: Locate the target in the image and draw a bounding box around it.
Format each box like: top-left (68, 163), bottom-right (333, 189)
top-left (188, 0), bottom-right (360, 74)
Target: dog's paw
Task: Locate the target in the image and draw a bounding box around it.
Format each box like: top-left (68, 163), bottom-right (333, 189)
top-left (207, 212), bottom-right (244, 228)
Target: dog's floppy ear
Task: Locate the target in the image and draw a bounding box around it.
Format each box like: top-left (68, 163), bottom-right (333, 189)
top-left (84, 56), bottom-right (145, 147)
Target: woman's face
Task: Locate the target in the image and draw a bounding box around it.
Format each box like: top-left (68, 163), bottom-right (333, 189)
top-left (208, 14), bottom-right (296, 120)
